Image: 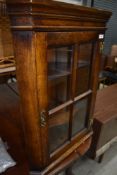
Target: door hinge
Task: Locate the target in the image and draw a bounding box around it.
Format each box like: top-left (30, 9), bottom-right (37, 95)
top-left (40, 110), bottom-right (46, 127)
top-left (90, 118), bottom-right (93, 126)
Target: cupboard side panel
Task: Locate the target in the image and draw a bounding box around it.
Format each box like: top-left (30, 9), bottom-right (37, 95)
top-left (89, 38), bottom-right (102, 128)
top-left (13, 31), bottom-right (42, 170)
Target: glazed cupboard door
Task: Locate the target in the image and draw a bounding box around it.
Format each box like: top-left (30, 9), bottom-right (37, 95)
top-left (46, 31), bottom-right (99, 156)
top-left (35, 31), bottom-right (99, 162)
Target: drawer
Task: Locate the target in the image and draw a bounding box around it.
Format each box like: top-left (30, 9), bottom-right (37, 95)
top-left (97, 116), bottom-right (117, 149)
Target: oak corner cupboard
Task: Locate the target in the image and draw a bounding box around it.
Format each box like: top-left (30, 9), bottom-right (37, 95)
top-left (5, 0), bottom-right (111, 174)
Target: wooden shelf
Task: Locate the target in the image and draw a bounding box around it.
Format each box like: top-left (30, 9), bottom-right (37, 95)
top-left (0, 66), bottom-right (16, 74)
top-left (48, 62), bottom-right (71, 80)
top-left (48, 61), bottom-right (90, 80)
top-left (48, 69), bottom-right (71, 80)
top-left (78, 60), bottom-right (90, 68)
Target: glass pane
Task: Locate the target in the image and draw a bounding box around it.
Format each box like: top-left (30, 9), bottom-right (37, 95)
top-left (75, 43), bottom-right (93, 96)
top-left (72, 98), bottom-right (88, 136)
top-left (76, 67), bottom-right (90, 95)
top-left (49, 107), bottom-right (70, 153)
top-left (47, 46), bottom-right (73, 110)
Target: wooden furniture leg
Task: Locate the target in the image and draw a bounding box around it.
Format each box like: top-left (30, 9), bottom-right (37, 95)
top-left (98, 153), bottom-right (104, 163)
top-left (65, 166), bottom-right (74, 175)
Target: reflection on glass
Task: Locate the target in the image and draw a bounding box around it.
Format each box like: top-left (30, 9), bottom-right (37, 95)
top-left (48, 76), bottom-right (70, 109)
top-left (72, 98), bottom-right (88, 136)
top-left (49, 107), bottom-right (70, 153)
top-left (47, 46), bottom-right (73, 110)
top-left (76, 43), bottom-right (93, 96)
top-left (76, 67), bottom-right (90, 95)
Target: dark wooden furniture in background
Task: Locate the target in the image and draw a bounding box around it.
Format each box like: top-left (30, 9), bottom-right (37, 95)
top-left (98, 54), bottom-right (108, 88)
top-left (0, 0), bottom-right (15, 84)
top-left (0, 1), bottom-right (28, 174)
top-left (89, 84), bottom-right (117, 163)
top-left (104, 45), bottom-right (117, 85)
top-left (107, 45), bottom-right (117, 71)
top-left (0, 83), bottom-right (29, 175)
top-left (98, 45), bottom-right (117, 87)
top-left (1, 0), bottom-right (111, 174)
